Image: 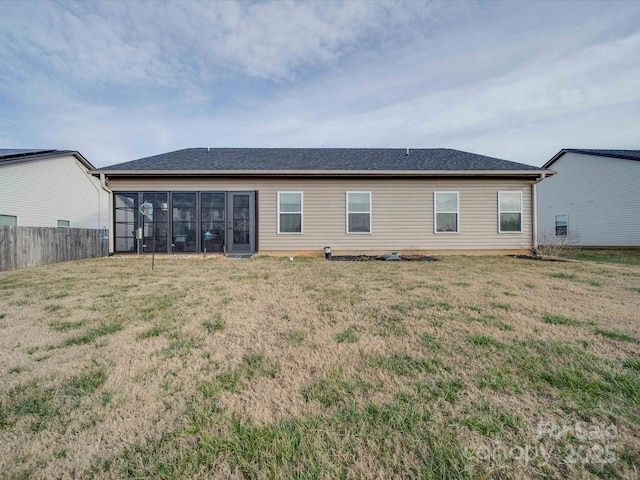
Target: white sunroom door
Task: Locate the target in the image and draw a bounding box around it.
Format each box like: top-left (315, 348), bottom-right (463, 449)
top-left (227, 192), bottom-right (255, 254)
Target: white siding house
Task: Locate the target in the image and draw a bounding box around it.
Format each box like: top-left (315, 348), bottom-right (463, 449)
top-left (0, 149), bottom-right (109, 229)
top-left (537, 149), bottom-right (640, 247)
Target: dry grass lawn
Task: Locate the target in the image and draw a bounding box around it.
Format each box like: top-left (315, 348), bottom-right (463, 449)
top-left (1, 252), bottom-right (639, 479)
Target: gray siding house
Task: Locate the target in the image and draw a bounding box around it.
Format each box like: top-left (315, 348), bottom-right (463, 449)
top-left (92, 148), bottom-right (554, 256)
top-left (537, 149), bottom-right (640, 247)
top-left (0, 149), bottom-right (108, 229)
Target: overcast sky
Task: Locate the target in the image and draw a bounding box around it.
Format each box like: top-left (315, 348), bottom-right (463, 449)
top-left (1, 0), bottom-right (639, 168)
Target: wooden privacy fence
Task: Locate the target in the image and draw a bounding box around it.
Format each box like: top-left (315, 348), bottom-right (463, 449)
top-left (0, 226), bottom-right (107, 271)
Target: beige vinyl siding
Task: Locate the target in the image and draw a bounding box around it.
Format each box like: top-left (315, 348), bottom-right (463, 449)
top-left (109, 177), bottom-right (534, 253)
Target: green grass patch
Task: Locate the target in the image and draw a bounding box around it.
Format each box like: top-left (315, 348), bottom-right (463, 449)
top-left (161, 333), bottom-right (203, 359)
top-left (469, 334), bottom-right (502, 348)
top-left (550, 271), bottom-right (579, 280)
top-left (508, 340), bottom-right (640, 422)
top-left (198, 354), bottom-right (278, 399)
top-left (203, 314), bottom-right (225, 333)
top-left (43, 304), bottom-right (64, 313)
top-left (435, 379), bottom-right (465, 404)
top-left (420, 333), bottom-right (442, 351)
top-left (369, 351), bottom-right (443, 376)
top-left (137, 325), bottom-right (169, 339)
top-left (285, 330), bottom-right (306, 345)
top-left (622, 358), bottom-right (640, 372)
top-left (335, 325), bottom-right (360, 343)
top-left (48, 320), bottom-right (86, 332)
top-left (61, 322), bottom-right (123, 347)
top-left (594, 328), bottom-right (636, 343)
top-left (542, 314), bottom-right (581, 326)
top-left (562, 248), bottom-right (640, 265)
top-left (477, 364), bottom-right (523, 394)
top-left (462, 399), bottom-right (522, 436)
top-left (303, 372), bottom-right (378, 408)
top-left (490, 302), bottom-right (511, 311)
top-left (0, 367), bottom-right (107, 432)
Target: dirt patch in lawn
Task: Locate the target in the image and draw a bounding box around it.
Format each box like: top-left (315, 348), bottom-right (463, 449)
top-left (330, 254), bottom-right (439, 261)
top-left (0, 255), bottom-right (639, 479)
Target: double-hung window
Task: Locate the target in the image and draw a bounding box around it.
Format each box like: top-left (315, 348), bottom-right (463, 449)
top-left (347, 192), bottom-right (371, 233)
top-left (555, 214), bottom-right (568, 236)
top-left (434, 192), bottom-right (459, 233)
top-left (278, 192), bottom-right (303, 234)
top-left (498, 192), bottom-right (523, 233)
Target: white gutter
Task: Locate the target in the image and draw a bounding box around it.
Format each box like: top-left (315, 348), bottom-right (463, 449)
top-left (93, 169), bottom-right (555, 177)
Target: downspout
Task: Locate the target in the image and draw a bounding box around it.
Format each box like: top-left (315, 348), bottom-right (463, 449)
top-left (99, 174), bottom-right (114, 254)
top-left (532, 173), bottom-right (546, 254)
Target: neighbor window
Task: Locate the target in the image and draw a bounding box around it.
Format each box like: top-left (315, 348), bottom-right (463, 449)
top-left (555, 214), bottom-right (568, 236)
top-left (278, 192), bottom-right (303, 234)
top-left (347, 192), bottom-right (371, 233)
top-left (57, 220), bottom-right (70, 227)
top-left (434, 192), bottom-right (459, 233)
top-left (498, 192), bottom-right (522, 233)
top-left (0, 214), bottom-right (17, 226)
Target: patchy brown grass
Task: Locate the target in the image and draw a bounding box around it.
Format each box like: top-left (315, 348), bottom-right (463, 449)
top-left (0, 254), bottom-right (639, 479)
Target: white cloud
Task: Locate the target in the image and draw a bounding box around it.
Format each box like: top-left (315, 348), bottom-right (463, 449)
top-left (1, 0), bottom-right (639, 168)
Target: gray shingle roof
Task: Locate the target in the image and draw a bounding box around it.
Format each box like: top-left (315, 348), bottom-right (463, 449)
top-left (544, 149), bottom-right (640, 168)
top-left (96, 148), bottom-right (545, 173)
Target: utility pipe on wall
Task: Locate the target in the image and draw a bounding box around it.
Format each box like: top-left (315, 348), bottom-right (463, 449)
top-left (99, 174), bottom-right (114, 254)
top-left (532, 173), bottom-right (546, 253)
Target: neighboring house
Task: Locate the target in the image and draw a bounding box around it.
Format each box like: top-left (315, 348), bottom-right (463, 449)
top-left (0, 149), bottom-right (109, 229)
top-left (91, 148), bottom-right (554, 256)
top-left (537, 149), bottom-right (640, 247)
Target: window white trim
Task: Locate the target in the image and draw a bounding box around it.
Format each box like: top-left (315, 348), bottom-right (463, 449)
top-left (434, 191), bottom-right (459, 234)
top-left (57, 219), bottom-right (71, 227)
top-left (555, 214), bottom-right (568, 236)
top-left (277, 191), bottom-right (303, 234)
top-left (346, 191), bottom-right (372, 234)
top-left (498, 191), bottom-right (523, 233)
